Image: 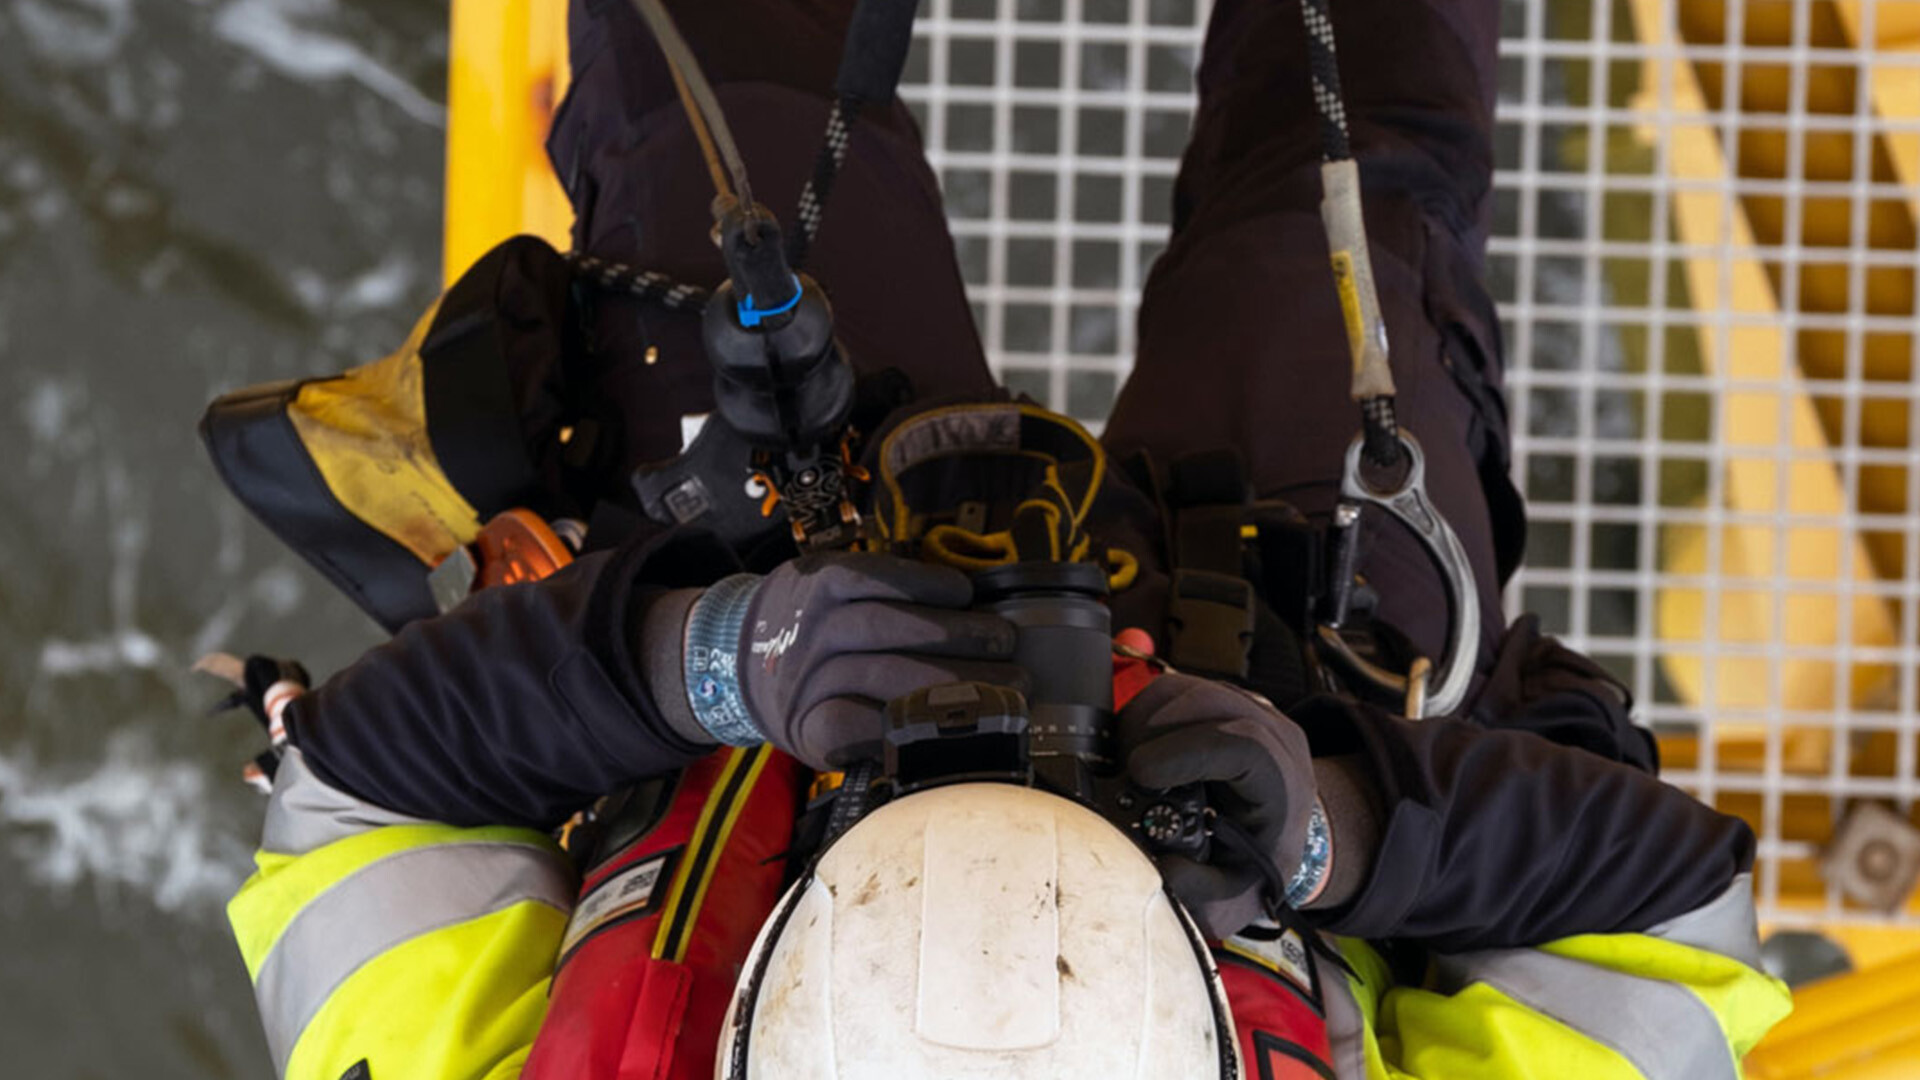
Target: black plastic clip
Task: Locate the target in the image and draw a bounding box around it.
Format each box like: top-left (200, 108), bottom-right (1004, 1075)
top-left (1165, 568), bottom-right (1257, 679)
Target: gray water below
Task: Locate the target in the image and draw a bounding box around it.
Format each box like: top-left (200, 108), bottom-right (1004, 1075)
top-left (0, 1), bottom-right (446, 1074)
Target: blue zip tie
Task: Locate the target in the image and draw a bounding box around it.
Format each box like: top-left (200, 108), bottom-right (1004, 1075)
top-left (737, 275), bottom-right (803, 327)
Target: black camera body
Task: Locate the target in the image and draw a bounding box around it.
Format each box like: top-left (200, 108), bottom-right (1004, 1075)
top-left (880, 560), bottom-right (1211, 862)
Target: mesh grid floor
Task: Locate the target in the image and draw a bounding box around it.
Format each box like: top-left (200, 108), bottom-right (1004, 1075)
top-left (899, 0), bottom-right (1920, 927)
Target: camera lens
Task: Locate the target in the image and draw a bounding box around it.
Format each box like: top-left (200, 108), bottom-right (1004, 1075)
top-left (973, 562), bottom-right (1113, 779)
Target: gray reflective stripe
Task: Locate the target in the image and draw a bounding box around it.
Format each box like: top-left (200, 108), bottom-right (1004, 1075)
top-left (262, 748), bottom-right (432, 857)
top-left (254, 841), bottom-right (574, 1075)
top-left (1320, 939), bottom-right (1371, 1080)
top-left (1432, 949), bottom-right (1736, 1080)
top-left (1644, 873), bottom-right (1764, 970)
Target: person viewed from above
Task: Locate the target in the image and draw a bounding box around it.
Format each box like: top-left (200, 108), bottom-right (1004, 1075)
top-left (207, 0), bottom-right (1793, 1077)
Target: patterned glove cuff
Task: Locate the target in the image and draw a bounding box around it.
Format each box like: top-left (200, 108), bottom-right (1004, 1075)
top-left (683, 573), bottom-right (765, 746)
top-left (1284, 799), bottom-right (1332, 908)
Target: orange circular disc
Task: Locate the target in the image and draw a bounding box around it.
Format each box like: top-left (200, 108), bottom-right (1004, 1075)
top-left (473, 509), bottom-right (576, 589)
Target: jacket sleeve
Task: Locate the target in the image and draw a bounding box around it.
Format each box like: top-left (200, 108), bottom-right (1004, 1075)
top-left (229, 747), bottom-right (575, 1080)
top-left (1300, 697), bottom-right (1756, 953)
top-left (286, 526), bottom-right (741, 829)
top-left (1467, 613), bottom-right (1659, 772)
top-left (1337, 876), bottom-right (1792, 1080)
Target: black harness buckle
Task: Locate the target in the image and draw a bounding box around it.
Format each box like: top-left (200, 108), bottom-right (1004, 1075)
top-left (1165, 568), bottom-right (1257, 679)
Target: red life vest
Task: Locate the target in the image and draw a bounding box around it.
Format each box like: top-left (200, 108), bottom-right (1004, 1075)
top-left (524, 654), bottom-right (1334, 1079)
top-left (523, 744), bottom-right (809, 1080)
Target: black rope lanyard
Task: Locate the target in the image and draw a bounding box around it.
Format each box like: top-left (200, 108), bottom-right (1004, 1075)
top-left (564, 252), bottom-right (709, 311)
top-left (1298, 0), bottom-right (1404, 472)
top-left (581, 0), bottom-right (1403, 477)
top-left (787, 96), bottom-right (857, 270)
top-left (570, 0), bottom-right (914, 306)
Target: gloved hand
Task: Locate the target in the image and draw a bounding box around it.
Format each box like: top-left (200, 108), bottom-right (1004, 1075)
top-left (681, 552), bottom-right (1028, 769)
top-left (197, 652), bottom-right (311, 738)
top-left (1117, 672), bottom-right (1320, 939)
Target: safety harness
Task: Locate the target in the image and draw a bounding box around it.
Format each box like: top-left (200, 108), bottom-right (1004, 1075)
top-left (1153, 449), bottom-right (1262, 681)
top-left (866, 402), bottom-right (1136, 587)
top-left (597, 0), bottom-right (1487, 717)
top-left (196, 3), bottom-right (1510, 1076)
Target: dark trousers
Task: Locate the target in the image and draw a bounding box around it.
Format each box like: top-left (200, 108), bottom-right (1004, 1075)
top-left (550, 0), bottom-right (1522, 668)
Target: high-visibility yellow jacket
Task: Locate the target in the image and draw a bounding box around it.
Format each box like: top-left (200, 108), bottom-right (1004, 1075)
top-left (232, 748), bottom-right (1792, 1080)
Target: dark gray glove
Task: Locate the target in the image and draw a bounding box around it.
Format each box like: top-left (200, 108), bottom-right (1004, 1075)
top-left (1117, 672), bottom-right (1319, 939)
top-left (682, 552), bottom-right (1028, 768)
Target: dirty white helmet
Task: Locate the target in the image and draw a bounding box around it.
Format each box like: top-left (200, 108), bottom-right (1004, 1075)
top-left (715, 782), bottom-right (1239, 1079)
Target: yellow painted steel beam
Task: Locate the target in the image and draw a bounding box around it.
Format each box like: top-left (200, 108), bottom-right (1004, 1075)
top-left (444, 0), bottom-right (575, 285)
top-left (1632, 0), bottom-right (1899, 762)
top-left (1643, 3), bottom-right (1920, 965)
top-left (1834, 1), bottom-right (1920, 215)
top-left (1688, 3), bottom-right (1918, 585)
top-left (1748, 948), bottom-right (1920, 1078)
top-left (1625, 3), bottom-right (1920, 1073)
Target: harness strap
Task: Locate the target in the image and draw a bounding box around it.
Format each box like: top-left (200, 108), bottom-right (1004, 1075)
top-left (868, 402), bottom-right (1138, 585)
top-left (1161, 450), bottom-right (1258, 681)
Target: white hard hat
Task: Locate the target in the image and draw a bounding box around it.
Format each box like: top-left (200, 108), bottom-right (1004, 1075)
top-left (715, 782), bottom-right (1239, 1079)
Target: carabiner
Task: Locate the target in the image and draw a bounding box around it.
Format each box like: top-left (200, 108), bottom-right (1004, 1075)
top-left (1334, 430), bottom-right (1481, 718)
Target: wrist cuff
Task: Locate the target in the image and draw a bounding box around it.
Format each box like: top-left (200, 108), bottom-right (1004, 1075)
top-left (643, 589), bottom-right (708, 746)
top-left (683, 573), bottom-right (765, 746)
top-left (1285, 799), bottom-right (1332, 908)
top-left (1302, 754), bottom-right (1383, 911)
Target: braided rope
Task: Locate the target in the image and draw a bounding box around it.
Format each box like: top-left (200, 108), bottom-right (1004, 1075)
top-left (1360, 396), bottom-right (1402, 469)
top-left (787, 95), bottom-right (858, 270)
top-left (1301, 0), bottom-right (1401, 468)
top-left (561, 91), bottom-right (861, 316)
top-left (1298, 0), bottom-right (1351, 162)
top-left (564, 252), bottom-right (711, 311)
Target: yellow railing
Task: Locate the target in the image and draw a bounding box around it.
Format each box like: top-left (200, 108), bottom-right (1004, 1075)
top-left (444, 0), bottom-right (575, 282)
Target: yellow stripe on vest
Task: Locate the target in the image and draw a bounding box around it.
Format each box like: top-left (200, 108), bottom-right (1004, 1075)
top-left (652, 746), bottom-right (773, 963)
top-left (668, 747), bottom-right (774, 964)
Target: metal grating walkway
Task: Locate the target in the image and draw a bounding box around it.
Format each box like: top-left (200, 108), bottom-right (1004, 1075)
top-left (899, 0), bottom-right (1920, 928)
